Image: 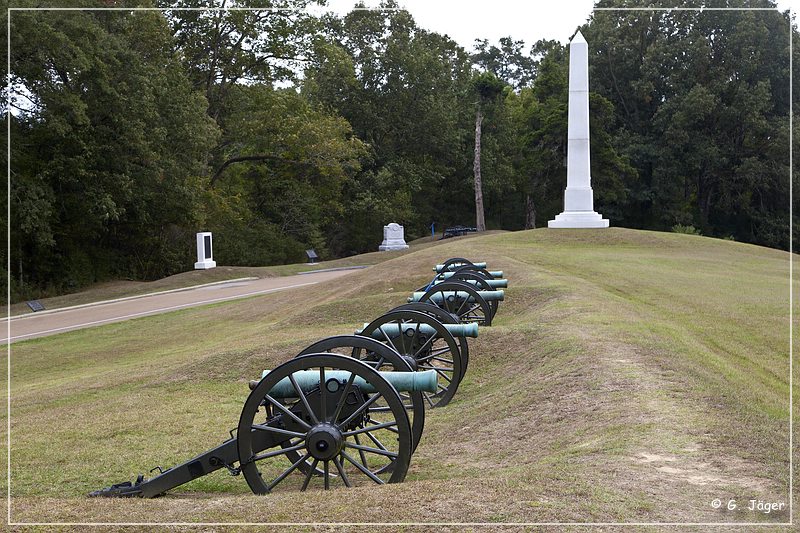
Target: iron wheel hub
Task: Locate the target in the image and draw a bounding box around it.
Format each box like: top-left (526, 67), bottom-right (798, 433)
top-left (306, 423), bottom-right (343, 461)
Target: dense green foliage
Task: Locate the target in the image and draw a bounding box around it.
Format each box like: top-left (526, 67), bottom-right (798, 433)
top-left (586, 0), bottom-right (794, 248)
top-left (8, 5), bottom-right (219, 295)
top-left (6, 0), bottom-right (796, 299)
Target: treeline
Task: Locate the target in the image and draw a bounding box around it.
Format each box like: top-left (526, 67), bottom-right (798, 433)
top-left (3, 0), bottom-right (796, 300)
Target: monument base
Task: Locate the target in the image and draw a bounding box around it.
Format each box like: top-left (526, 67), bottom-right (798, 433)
top-left (379, 242), bottom-right (409, 251)
top-left (548, 211), bottom-right (609, 228)
top-left (194, 260), bottom-right (217, 269)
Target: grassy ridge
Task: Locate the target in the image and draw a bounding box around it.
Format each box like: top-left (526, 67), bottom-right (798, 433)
top-left (3, 228), bottom-right (795, 526)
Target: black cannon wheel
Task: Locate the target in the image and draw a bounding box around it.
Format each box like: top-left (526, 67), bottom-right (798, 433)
top-left (444, 272), bottom-right (499, 319)
top-left (440, 257), bottom-right (475, 272)
top-left (298, 335), bottom-right (425, 453)
top-left (418, 280), bottom-right (494, 326)
top-left (238, 354), bottom-right (412, 494)
top-left (360, 310), bottom-right (463, 408)
top-left (390, 302), bottom-right (470, 375)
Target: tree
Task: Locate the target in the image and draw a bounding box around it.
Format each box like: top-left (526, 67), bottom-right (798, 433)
top-left (472, 36), bottom-right (536, 89)
top-left (158, 0), bottom-right (322, 120)
top-left (203, 84), bottom-right (367, 263)
top-left (584, 0), bottom-right (792, 247)
top-left (8, 7), bottom-right (218, 295)
top-left (470, 71), bottom-right (506, 232)
top-left (304, 2), bottom-right (475, 251)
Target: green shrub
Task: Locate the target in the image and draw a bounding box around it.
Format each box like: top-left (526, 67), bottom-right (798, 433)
top-left (671, 224), bottom-right (702, 235)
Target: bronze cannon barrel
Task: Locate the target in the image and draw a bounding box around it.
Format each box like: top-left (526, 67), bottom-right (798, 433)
top-left (408, 289), bottom-right (505, 303)
top-left (356, 321), bottom-right (478, 338)
top-left (253, 368), bottom-right (438, 397)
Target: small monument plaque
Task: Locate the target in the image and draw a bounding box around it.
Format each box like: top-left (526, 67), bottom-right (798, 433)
top-left (26, 300), bottom-right (45, 312)
top-left (194, 232), bottom-right (216, 269)
top-left (379, 223), bottom-right (409, 251)
top-left (306, 249), bottom-right (319, 264)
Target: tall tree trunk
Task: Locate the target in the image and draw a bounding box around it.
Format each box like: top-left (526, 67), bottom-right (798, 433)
top-left (473, 109), bottom-right (486, 231)
top-left (525, 193), bottom-right (536, 229)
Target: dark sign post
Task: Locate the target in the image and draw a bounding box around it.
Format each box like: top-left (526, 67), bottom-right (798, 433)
top-left (305, 249), bottom-right (318, 264)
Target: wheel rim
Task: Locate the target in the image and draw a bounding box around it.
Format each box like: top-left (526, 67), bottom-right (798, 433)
top-left (359, 310), bottom-right (463, 408)
top-left (238, 354), bottom-right (412, 494)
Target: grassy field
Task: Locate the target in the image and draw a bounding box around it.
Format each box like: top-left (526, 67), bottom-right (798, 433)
top-left (2, 228), bottom-right (796, 529)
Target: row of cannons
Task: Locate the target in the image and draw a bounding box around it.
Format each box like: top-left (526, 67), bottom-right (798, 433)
top-left (91, 258), bottom-right (508, 497)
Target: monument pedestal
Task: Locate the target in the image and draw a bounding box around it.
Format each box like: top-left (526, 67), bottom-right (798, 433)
top-left (548, 210), bottom-right (609, 228)
top-left (379, 223), bottom-right (409, 251)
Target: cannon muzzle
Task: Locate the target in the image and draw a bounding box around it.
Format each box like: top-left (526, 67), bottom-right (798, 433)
top-left (356, 322), bottom-right (478, 338)
top-left (256, 369), bottom-right (438, 397)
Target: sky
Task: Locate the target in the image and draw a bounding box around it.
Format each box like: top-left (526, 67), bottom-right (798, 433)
top-left (319, 0), bottom-right (799, 51)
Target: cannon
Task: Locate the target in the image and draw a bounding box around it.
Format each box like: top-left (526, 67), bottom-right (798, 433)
top-left (296, 335), bottom-right (426, 453)
top-left (433, 264), bottom-right (503, 278)
top-left (409, 280), bottom-right (499, 326)
top-left (440, 271), bottom-right (508, 289)
top-left (258, 369), bottom-right (435, 397)
top-left (90, 353), bottom-right (436, 497)
top-left (450, 265), bottom-right (504, 279)
top-left (433, 258), bottom-right (487, 272)
top-left (418, 271), bottom-right (507, 293)
top-left (390, 302), bottom-right (473, 374)
top-left (431, 257), bottom-right (503, 279)
top-left (417, 272), bottom-right (507, 319)
top-left (359, 321), bottom-right (478, 339)
top-left (356, 309), bottom-right (469, 407)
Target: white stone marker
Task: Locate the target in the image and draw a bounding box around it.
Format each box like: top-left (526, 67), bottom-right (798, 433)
top-left (548, 31), bottom-right (609, 229)
top-left (194, 231), bottom-right (216, 269)
top-left (379, 223), bottom-right (409, 251)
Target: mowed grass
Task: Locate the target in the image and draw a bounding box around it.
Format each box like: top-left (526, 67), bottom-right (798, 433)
top-left (2, 227), bottom-right (796, 527)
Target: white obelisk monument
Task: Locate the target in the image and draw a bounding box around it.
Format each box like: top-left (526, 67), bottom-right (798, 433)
top-left (548, 31), bottom-right (609, 228)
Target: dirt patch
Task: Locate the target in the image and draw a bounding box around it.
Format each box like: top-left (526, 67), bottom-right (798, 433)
top-left (632, 452), bottom-right (768, 491)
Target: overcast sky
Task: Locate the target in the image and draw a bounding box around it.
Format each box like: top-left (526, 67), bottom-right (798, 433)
top-left (320, 0), bottom-right (799, 51)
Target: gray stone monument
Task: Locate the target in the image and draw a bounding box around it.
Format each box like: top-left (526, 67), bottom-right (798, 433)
top-left (379, 223), bottom-right (409, 251)
top-left (548, 31), bottom-right (609, 228)
top-left (194, 231), bottom-right (216, 269)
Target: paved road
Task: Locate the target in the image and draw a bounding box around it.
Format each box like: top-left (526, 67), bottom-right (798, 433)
top-left (4, 270), bottom-right (357, 344)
